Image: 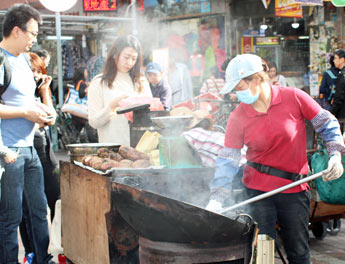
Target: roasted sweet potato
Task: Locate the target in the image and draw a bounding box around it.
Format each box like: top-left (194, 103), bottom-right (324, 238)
top-left (89, 157), bottom-right (103, 168)
top-left (97, 148), bottom-right (111, 156)
top-left (131, 159), bottom-right (151, 168)
top-left (119, 159), bottom-right (133, 167)
top-left (118, 145), bottom-right (149, 161)
top-left (82, 155), bottom-right (94, 166)
top-left (101, 160), bottom-right (122, 171)
top-left (93, 159), bottom-right (104, 171)
top-left (109, 152), bottom-right (124, 162)
top-left (98, 151), bottom-right (110, 158)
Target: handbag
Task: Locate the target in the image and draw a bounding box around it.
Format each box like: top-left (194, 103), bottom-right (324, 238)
top-left (310, 145), bottom-right (345, 205)
top-left (61, 80), bottom-right (88, 119)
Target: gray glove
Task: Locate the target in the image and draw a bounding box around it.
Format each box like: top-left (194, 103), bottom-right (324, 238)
top-left (322, 154), bottom-right (343, 181)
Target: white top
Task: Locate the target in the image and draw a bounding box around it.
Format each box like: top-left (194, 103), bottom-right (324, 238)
top-left (276, 75), bottom-right (287, 86)
top-left (88, 72), bottom-right (152, 145)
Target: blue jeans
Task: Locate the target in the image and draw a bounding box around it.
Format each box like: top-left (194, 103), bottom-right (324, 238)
top-left (0, 147), bottom-right (51, 264)
top-left (246, 188), bottom-right (311, 264)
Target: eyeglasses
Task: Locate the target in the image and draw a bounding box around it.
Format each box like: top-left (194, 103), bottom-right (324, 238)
top-left (23, 29), bottom-right (38, 38)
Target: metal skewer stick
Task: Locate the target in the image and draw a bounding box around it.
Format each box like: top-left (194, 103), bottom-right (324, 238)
top-left (218, 170), bottom-right (325, 214)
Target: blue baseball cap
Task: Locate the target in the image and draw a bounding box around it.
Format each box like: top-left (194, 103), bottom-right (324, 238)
top-left (146, 62), bottom-right (163, 74)
top-left (221, 54), bottom-right (264, 94)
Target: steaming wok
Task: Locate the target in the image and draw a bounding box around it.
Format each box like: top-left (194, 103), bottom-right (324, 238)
top-left (151, 116), bottom-right (194, 129)
top-left (111, 179), bottom-right (256, 244)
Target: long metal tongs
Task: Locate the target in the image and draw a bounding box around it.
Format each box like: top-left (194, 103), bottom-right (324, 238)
top-left (218, 170), bottom-right (325, 215)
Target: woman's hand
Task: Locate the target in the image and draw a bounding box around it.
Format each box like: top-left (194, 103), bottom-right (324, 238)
top-left (109, 94), bottom-right (128, 111)
top-left (37, 75), bottom-right (52, 95)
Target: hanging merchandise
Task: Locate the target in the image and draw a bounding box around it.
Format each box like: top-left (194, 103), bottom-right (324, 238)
top-left (184, 31), bottom-right (198, 56)
top-left (189, 52), bottom-right (204, 77)
top-left (203, 46), bottom-right (216, 78)
top-left (87, 56), bottom-right (105, 81)
top-left (198, 21), bottom-right (211, 54)
top-left (62, 41), bottom-right (83, 80)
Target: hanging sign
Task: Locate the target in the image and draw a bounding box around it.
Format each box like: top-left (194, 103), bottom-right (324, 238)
top-left (241, 37), bottom-right (254, 54)
top-left (255, 37), bottom-right (280, 45)
top-left (84, 0), bottom-right (116, 12)
top-left (275, 0), bottom-right (302, 18)
top-left (200, 0), bottom-right (211, 13)
top-left (294, 0), bottom-right (323, 5)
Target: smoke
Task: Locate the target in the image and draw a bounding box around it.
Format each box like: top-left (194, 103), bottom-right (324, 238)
top-left (100, 4), bottom-right (236, 213)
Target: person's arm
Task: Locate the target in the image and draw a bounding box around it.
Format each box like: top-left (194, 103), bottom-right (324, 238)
top-left (209, 148), bottom-right (241, 200)
top-left (87, 78), bottom-right (127, 129)
top-left (0, 145), bottom-right (10, 159)
top-left (311, 109), bottom-right (345, 181)
top-left (311, 109), bottom-right (344, 156)
top-left (160, 81), bottom-right (172, 110)
top-left (205, 147), bottom-right (242, 211)
top-left (0, 146), bottom-right (17, 164)
top-left (37, 75), bottom-right (56, 125)
top-left (296, 85), bottom-right (345, 182)
top-left (0, 103), bottom-right (48, 125)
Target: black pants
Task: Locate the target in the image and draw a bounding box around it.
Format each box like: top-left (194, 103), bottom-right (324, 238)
top-left (72, 115), bottom-right (98, 143)
top-left (20, 128), bottom-right (61, 254)
top-left (246, 188), bottom-right (311, 264)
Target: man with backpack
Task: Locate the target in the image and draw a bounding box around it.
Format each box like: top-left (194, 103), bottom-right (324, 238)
top-left (0, 4), bottom-right (55, 264)
top-left (330, 50), bottom-right (345, 121)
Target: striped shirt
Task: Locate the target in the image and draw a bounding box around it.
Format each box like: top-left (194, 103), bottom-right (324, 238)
top-left (182, 128), bottom-right (225, 167)
top-left (200, 78), bottom-right (225, 98)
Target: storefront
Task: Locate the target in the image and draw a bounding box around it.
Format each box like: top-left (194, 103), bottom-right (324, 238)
top-left (308, 1), bottom-right (344, 96)
top-left (229, 0), bottom-right (345, 94)
top-left (228, 0), bottom-right (312, 89)
top-left (138, 0), bottom-right (230, 96)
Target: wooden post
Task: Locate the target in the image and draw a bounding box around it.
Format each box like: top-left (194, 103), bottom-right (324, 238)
top-left (256, 234), bottom-right (275, 264)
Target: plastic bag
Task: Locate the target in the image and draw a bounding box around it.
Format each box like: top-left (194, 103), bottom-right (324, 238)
top-left (62, 87), bottom-right (88, 119)
top-left (48, 199), bottom-right (63, 255)
top-left (117, 96), bottom-right (164, 122)
top-left (311, 147), bottom-right (345, 204)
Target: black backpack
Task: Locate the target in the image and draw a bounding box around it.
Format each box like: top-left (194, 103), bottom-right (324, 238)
top-left (0, 48), bottom-right (12, 102)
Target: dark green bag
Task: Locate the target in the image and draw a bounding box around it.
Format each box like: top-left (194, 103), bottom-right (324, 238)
top-left (310, 147), bottom-right (345, 204)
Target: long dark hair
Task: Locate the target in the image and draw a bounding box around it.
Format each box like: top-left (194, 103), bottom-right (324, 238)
top-left (73, 66), bottom-right (87, 86)
top-left (101, 35), bottom-right (143, 92)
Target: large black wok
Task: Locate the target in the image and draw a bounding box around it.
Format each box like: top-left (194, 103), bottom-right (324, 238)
top-left (111, 174), bottom-right (257, 244)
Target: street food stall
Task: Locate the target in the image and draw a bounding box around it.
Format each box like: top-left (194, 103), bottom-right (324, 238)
top-left (60, 105), bottom-right (258, 264)
top-left (59, 102), bottom-right (345, 263)
top-left (60, 160), bottom-right (257, 263)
